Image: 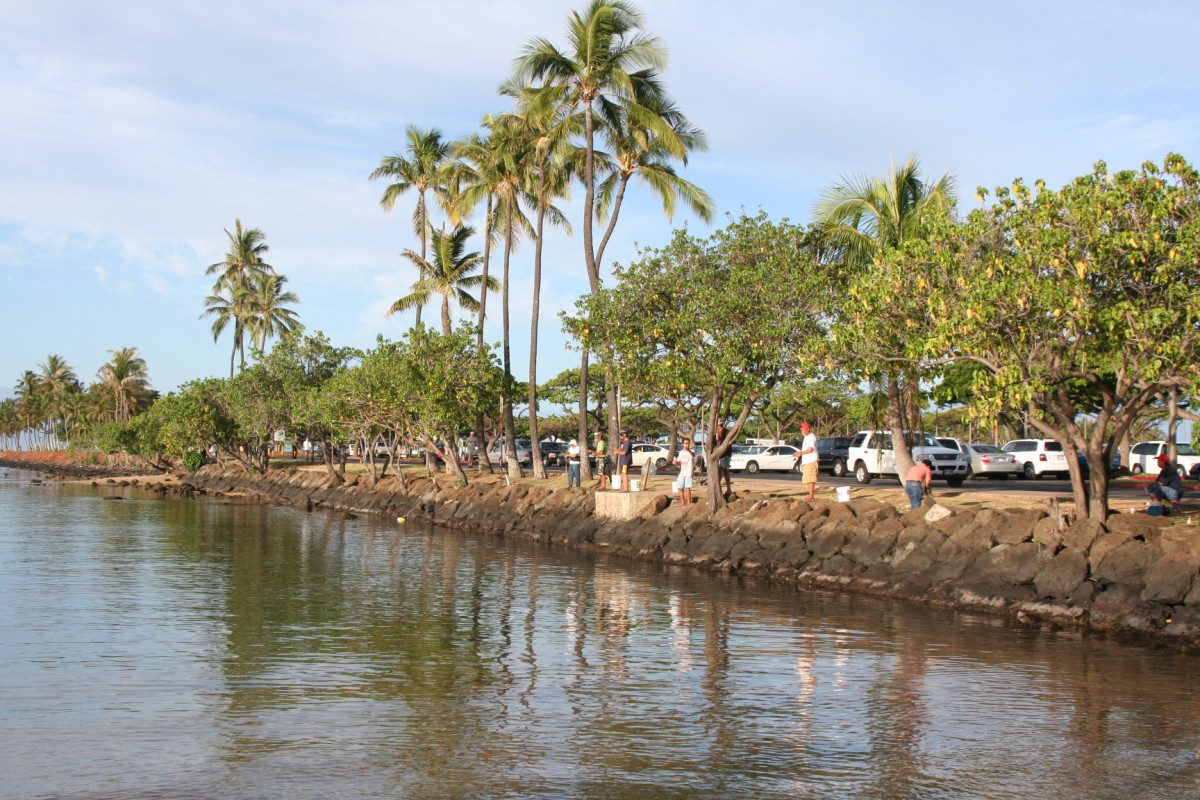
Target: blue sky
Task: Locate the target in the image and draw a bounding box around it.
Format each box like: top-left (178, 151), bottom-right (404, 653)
top-left (2, 0), bottom-right (1198, 399)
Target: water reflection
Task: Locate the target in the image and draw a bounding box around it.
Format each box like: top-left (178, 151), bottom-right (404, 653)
top-left (1, 477), bottom-right (1199, 799)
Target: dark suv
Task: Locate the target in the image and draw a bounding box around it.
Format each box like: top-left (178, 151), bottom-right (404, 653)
top-left (815, 436), bottom-right (852, 477)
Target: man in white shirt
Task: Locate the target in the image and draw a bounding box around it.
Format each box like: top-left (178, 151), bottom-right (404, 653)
top-left (797, 422), bottom-right (819, 502)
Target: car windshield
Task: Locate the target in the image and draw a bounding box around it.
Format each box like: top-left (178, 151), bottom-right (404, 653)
top-left (1178, 444), bottom-right (1197, 456)
top-left (971, 444), bottom-right (1002, 453)
top-left (906, 433), bottom-right (943, 448)
top-left (1044, 442), bottom-right (1063, 452)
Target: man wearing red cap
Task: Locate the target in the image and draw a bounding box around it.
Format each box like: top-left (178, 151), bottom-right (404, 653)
top-left (1148, 453), bottom-right (1184, 507)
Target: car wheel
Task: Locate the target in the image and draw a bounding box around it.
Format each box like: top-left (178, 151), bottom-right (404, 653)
top-left (832, 459), bottom-right (847, 478)
top-left (1022, 462), bottom-right (1036, 480)
top-left (965, 465), bottom-right (975, 480)
top-left (793, 460), bottom-right (804, 474)
top-left (854, 462), bottom-right (872, 485)
top-left (655, 457), bottom-right (667, 469)
top-left (1130, 465), bottom-right (1142, 475)
top-left (946, 476), bottom-right (965, 487)
top-left (746, 461), bottom-right (760, 474)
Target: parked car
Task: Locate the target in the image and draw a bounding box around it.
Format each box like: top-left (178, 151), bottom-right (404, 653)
top-left (1128, 441), bottom-right (1200, 475)
top-left (631, 442), bottom-right (673, 470)
top-left (846, 430), bottom-right (968, 486)
top-left (538, 440), bottom-right (570, 466)
top-left (488, 438), bottom-right (533, 467)
top-left (1002, 438), bottom-right (1073, 479)
top-left (961, 443), bottom-right (1021, 479)
top-left (815, 436), bottom-right (852, 477)
top-left (729, 443), bottom-right (802, 474)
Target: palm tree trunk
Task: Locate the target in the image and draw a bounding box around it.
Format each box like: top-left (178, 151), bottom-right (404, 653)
top-left (501, 216), bottom-right (520, 478)
top-left (529, 200), bottom-right (546, 480)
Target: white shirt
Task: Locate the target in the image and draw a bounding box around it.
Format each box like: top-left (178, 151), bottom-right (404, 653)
top-left (801, 432), bottom-right (818, 465)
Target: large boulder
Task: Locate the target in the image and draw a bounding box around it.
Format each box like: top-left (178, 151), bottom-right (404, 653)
top-left (1033, 547), bottom-right (1089, 599)
top-left (1142, 554), bottom-right (1200, 605)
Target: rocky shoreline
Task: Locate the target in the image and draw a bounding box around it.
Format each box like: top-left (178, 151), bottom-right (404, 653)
top-left (7, 454), bottom-right (1200, 649)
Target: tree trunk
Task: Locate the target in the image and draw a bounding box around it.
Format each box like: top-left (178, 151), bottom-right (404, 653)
top-left (529, 202), bottom-right (546, 480)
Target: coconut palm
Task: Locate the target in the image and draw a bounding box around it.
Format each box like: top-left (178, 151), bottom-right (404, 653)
top-left (12, 371), bottom-right (41, 450)
top-left (594, 91), bottom-right (714, 262)
top-left (388, 225), bottom-right (498, 336)
top-left (96, 347), bottom-right (152, 423)
top-left (449, 114), bottom-right (537, 476)
top-left (814, 154), bottom-right (956, 269)
top-left (205, 221), bottom-right (278, 376)
top-left (515, 1), bottom-right (709, 468)
top-left (514, 0), bottom-right (677, 291)
top-left (370, 126), bottom-right (451, 328)
top-left (496, 88), bottom-right (579, 477)
top-left (244, 273), bottom-right (303, 353)
top-left (202, 281), bottom-right (254, 377)
top-left (205, 219), bottom-right (274, 289)
top-left (814, 155), bottom-right (956, 475)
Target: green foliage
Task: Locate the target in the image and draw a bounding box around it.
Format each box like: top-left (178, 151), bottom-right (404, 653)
top-left (182, 450), bottom-right (207, 472)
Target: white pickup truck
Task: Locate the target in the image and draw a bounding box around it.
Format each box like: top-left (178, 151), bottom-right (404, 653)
top-left (1128, 441), bottom-right (1200, 475)
top-left (846, 430), bottom-right (969, 486)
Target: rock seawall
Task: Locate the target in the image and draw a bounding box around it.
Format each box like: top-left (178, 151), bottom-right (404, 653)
top-left (43, 461), bottom-right (1200, 647)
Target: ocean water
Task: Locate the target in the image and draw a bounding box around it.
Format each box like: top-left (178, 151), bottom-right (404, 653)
top-left (1, 469), bottom-right (1198, 799)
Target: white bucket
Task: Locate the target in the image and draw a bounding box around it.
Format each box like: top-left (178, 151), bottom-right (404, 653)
top-left (836, 486), bottom-right (851, 502)
top-left (630, 479), bottom-right (641, 492)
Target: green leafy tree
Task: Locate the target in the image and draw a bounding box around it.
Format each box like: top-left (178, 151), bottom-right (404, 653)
top-left (573, 212), bottom-right (837, 508)
top-left (927, 154), bottom-right (1200, 519)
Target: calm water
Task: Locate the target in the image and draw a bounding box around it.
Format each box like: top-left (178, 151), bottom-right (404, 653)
top-left (2, 471), bottom-right (1199, 800)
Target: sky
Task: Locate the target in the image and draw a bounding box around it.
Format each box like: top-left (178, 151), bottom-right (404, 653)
top-left (2, 0), bottom-right (1199, 401)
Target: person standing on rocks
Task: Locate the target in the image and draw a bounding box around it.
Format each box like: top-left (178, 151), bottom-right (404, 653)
top-left (592, 431), bottom-right (609, 490)
top-left (617, 431), bottom-right (633, 492)
top-left (566, 439), bottom-right (582, 489)
top-left (675, 438), bottom-right (697, 506)
top-left (796, 421), bottom-right (819, 502)
top-left (904, 458), bottom-right (933, 510)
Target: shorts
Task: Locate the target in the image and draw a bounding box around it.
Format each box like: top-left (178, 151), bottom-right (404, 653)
top-left (802, 461), bottom-right (819, 483)
top-left (600, 456), bottom-right (612, 477)
top-left (676, 474), bottom-right (693, 489)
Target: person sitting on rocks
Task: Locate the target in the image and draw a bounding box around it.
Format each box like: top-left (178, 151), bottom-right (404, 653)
top-left (1148, 454), bottom-right (1183, 507)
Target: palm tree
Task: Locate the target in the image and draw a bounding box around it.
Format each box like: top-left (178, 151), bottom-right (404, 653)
top-left (815, 154), bottom-right (955, 269)
top-left (497, 88), bottom-right (579, 477)
top-left (38, 355), bottom-right (80, 449)
top-left (370, 126), bottom-right (451, 328)
top-left (594, 91), bottom-right (715, 263)
top-left (205, 221), bottom-right (278, 376)
top-left (12, 371), bottom-right (41, 450)
top-left (202, 281), bottom-right (254, 377)
top-left (515, 1), bottom-right (708, 466)
top-left (450, 114), bottom-right (536, 477)
top-left (244, 273), bottom-right (303, 353)
top-left (814, 155), bottom-right (956, 475)
top-left (97, 347), bottom-right (152, 423)
top-left (205, 219), bottom-right (274, 289)
top-left (388, 225), bottom-right (498, 335)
